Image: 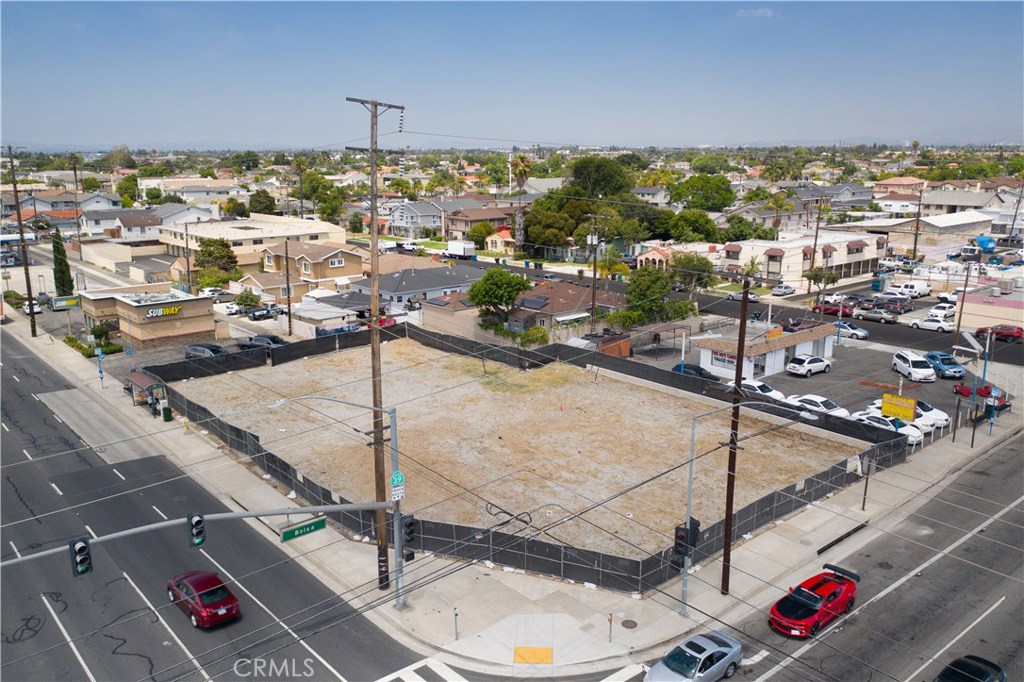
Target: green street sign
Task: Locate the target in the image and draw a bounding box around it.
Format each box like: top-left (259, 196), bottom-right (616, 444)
top-left (390, 471), bottom-right (405, 487)
top-left (279, 517), bottom-right (326, 543)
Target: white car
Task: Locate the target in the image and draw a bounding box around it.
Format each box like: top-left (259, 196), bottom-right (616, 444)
top-left (909, 316), bottom-right (954, 333)
top-left (771, 284), bottom-right (795, 296)
top-left (725, 291), bottom-right (760, 303)
top-left (850, 411), bottom-right (924, 446)
top-left (820, 292), bottom-right (846, 305)
top-left (22, 300), bottom-right (43, 315)
top-left (224, 302), bottom-right (241, 315)
top-left (929, 303), bottom-right (957, 319)
top-left (786, 354), bottom-right (831, 377)
top-left (867, 398), bottom-right (950, 429)
top-left (784, 394), bottom-right (851, 418)
top-left (937, 288), bottom-right (965, 304)
top-left (727, 379), bottom-right (785, 401)
top-left (834, 321), bottom-right (869, 339)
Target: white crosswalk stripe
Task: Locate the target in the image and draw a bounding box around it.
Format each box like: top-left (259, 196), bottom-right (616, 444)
top-left (375, 657), bottom-right (469, 682)
top-left (600, 662), bottom-right (650, 681)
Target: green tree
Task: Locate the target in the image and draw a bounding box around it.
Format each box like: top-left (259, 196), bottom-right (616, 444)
top-left (349, 212), bottom-right (365, 233)
top-left (229, 151), bottom-right (260, 171)
top-left (670, 253), bottom-right (715, 299)
top-left (466, 268), bottom-right (532, 321)
top-left (199, 167), bottom-right (218, 179)
top-left (568, 156), bottom-right (634, 198)
top-left (511, 154), bottom-right (532, 194)
top-left (690, 153), bottom-right (731, 174)
top-left (668, 209), bottom-right (718, 242)
top-left (248, 189), bottom-right (276, 214)
top-left (138, 165), bottom-right (171, 177)
top-left (721, 215), bottom-right (774, 242)
top-left (51, 225), bottom-right (74, 296)
top-left (223, 197), bottom-right (249, 217)
top-left (145, 187), bottom-right (162, 204)
top-left (803, 266), bottom-right (840, 313)
top-left (742, 186), bottom-right (771, 203)
top-left (764, 191), bottom-right (795, 237)
top-left (625, 265), bottom-right (673, 322)
top-left (196, 267), bottom-right (232, 289)
top-left (194, 238), bottom-right (239, 272)
top-left (81, 177), bottom-right (101, 192)
top-left (235, 288), bottom-right (261, 309)
top-left (615, 152), bottom-right (649, 171)
top-left (101, 145), bottom-right (136, 169)
top-left (670, 174), bottom-right (735, 211)
top-left (519, 325), bottom-right (549, 348)
top-left (115, 174), bottom-right (139, 201)
top-left (467, 222), bottom-right (497, 249)
top-left (159, 194), bottom-right (185, 204)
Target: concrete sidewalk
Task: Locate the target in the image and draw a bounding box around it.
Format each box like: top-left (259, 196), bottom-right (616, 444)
top-left (2, 312), bottom-right (1020, 678)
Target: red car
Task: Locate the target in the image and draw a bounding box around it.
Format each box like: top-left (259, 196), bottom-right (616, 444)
top-left (167, 570), bottom-right (240, 629)
top-left (769, 564), bottom-right (859, 638)
top-left (812, 304), bottom-right (855, 317)
top-left (974, 325), bottom-right (1023, 342)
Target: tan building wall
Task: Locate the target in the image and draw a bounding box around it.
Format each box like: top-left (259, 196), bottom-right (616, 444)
top-left (79, 284), bottom-right (215, 348)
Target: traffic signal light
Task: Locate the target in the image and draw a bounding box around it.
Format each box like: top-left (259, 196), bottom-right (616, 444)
top-left (188, 513), bottom-right (206, 548)
top-left (402, 515), bottom-right (418, 544)
top-left (673, 525), bottom-right (689, 557)
top-left (69, 537), bottom-right (92, 576)
top-left (687, 518), bottom-right (701, 549)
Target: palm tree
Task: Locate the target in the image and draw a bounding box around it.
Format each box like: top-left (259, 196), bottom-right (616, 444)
top-left (510, 154), bottom-right (532, 194)
top-left (764, 192), bottom-right (795, 240)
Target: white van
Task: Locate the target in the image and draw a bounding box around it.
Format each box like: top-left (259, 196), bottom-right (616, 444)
top-left (898, 280), bottom-right (932, 298)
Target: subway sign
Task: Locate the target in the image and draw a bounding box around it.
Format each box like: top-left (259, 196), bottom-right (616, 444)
top-left (51, 296), bottom-right (81, 311)
top-left (145, 305), bottom-right (183, 319)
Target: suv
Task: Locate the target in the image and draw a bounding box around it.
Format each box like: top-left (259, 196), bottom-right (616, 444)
top-left (185, 343), bottom-right (227, 359)
top-left (892, 350), bottom-right (937, 382)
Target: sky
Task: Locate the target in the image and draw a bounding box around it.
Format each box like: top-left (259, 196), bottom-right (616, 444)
top-left (2, 2), bottom-right (1022, 151)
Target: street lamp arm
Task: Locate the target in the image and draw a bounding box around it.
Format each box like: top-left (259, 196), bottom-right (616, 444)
top-left (270, 395), bottom-right (395, 418)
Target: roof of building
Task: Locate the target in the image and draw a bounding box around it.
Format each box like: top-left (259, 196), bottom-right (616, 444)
top-left (447, 207), bottom-right (516, 221)
top-left (261, 240), bottom-right (354, 262)
top-left (921, 190), bottom-right (1000, 207)
top-left (921, 210), bottom-right (993, 228)
top-left (693, 322), bottom-right (835, 355)
top-left (509, 281), bottom-right (628, 319)
top-left (81, 208), bottom-right (154, 221)
top-left (350, 264), bottom-right (484, 295)
top-left (117, 214), bottom-right (162, 227)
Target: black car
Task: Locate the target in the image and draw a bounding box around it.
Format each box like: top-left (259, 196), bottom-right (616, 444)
top-left (671, 363), bottom-right (720, 382)
top-left (934, 656), bottom-right (1005, 682)
top-left (247, 308), bottom-right (274, 321)
top-left (185, 343), bottom-right (227, 359)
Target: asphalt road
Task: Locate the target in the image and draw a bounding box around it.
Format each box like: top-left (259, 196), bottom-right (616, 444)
top-left (0, 333), bottom-right (422, 682)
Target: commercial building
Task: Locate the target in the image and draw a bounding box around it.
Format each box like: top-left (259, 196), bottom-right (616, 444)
top-left (78, 283), bottom-right (214, 348)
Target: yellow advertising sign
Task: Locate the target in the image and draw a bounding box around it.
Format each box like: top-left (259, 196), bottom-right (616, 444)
top-left (766, 326), bottom-right (784, 340)
top-left (880, 393), bottom-right (917, 422)
top-left (145, 305), bottom-right (183, 319)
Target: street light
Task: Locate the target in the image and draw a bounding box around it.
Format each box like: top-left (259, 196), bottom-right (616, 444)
top-left (269, 395), bottom-right (408, 609)
top-left (681, 400), bottom-right (818, 613)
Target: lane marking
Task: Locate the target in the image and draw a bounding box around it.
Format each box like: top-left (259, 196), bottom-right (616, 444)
top-left (375, 659), bottom-right (468, 682)
top-left (12, 375), bottom-right (19, 383)
top-left (40, 593), bottom-right (98, 682)
top-left (112, 469), bottom-right (125, 481)
top-left (598, 663), bottom-right (649, 681)
top-left (152, 505), bottom-right (168, 520)
top-left (32, 392), bottom-right (39, 400)
top-left (53, 414), bottom-right (63, 424)
top-left (50, 483), bottom-right (63, 496)
top-left (84, 526), bottom-right (97, 539)
top-left (23, 449), bottom-right (33, 461)
top-left (8, 541), bottom-right (21, 558)
top-left (744, 650), bottom-right (769, 665)
top-left (2, 422), bottom-right (9, 432)
top-left (902, 596), bottom-right (1006, 682)
top-left (755, 492), bottom-right (1024, 681)
top-left (122, 571), bottom-right (211, 682)
top-left (199, 549), bottom-right (347, 682)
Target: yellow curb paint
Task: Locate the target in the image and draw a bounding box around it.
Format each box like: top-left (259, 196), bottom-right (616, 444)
top-left (513, 647), bottom-right (553, 664)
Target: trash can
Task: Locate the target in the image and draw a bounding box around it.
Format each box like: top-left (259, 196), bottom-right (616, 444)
top-left (524, 260), bottom-right (530, 268)
top-left (534, 261), bottom-right (542, 270)
top-left (160, 399), bottom-right (172, 422)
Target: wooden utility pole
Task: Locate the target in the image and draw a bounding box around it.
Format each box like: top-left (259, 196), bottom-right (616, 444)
top-left (806, 204), bottom-right (824, 294)
top-left (347, 96), bottom-right (405, 591)
top-left (721, 277), bottom-right (751, 595)
top-left (911, 189), bottom-right (924, 260)
top-left (71, 154), bottom-right (83, 260)
top-left (7, 145), bottom-right (37, 337)
top-left (587, 214), bottom-right (600, 334)
top-left (284, 238), bottom-right (293, 336)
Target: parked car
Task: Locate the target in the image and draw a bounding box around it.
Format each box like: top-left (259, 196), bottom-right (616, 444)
top-left (910, 316), bottom-right (954, 333)
top-left (892, 350), bottom-right (937, 382)
top-left (186, 343), bottom-right (227, 360)
top-left (928, 303), bottom-right (957, 319)
top-left (933, 656), bottom-right (1006, 682)
top-left (843, 293), bottom-right (870, 306)
top-left (850, 412), bottom-right (924, 445)
top-left (819, 292), bottom-right (846, 305)
top-left (671, 363), bottom-right (720, 382)
top-left (236, 334), bottom-right (289, 351)
top-left (853, 307), bottom-right (899, 324)
top-left (726, 379), bottom-right (785, 402)
top-left (224, 302), bottom-right (243, 315)
top-left (21, 300), bottom-right (43, 315)
top-left (771, 284), bottom-right (795, 296)
top-left (867, 397), bottom-right (950, 429)
top-left (975, 324), bottom-right (1023, 342)
top-left (833, 321), bottom-right (869, 339)
top-left (923, 351), bottom-right (966, 379)
top-left (247, 308), bottom-right (275, 321)
top-left (769, 564), bottom-right (859, 638)
top-left (725, 291), bottom-right (760, 303)
top-left (812, 303), bottom-right (854, 317)
top-left (644, 631), bottom-right (743, 682)
top-left (399, 241), bottom-right (419, 253)
top-left (167, 570), bottom-right (240, 629)
top-left (936, 288), bottom-right (966, 304)
top-left (786, 355), bottom-right (831, 377)
top-left (881, 298), bottom-right (914, 314)
top-left (784, 394), bottom-right (850, 418)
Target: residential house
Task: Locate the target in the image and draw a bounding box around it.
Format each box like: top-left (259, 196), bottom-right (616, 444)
top-left (522, 177), bottom-right (566, 194)
top-left (919, 189), bottom-right (1007, 216)
top-left (235, 271), bottom-right (293, 306)
top-left (926, 176), bottom-right (1024, 194)
top-left (636, 246), bottom-right (674, 270)
top-left (420, 292), bottom-right (488, 341)
top-left (160, 213), bottom-right (346, 263)
top-left (116, 214), bottom-right (163, 242)
top-left (349, 264), bottom-right (485, 313)
top-left (80, 209), bottom-right (154, 236)
top-left (506, 280), bottom-right (629, 333)
top-left (727, 197), bottom-right (813, 229)
top-left (79, 192), bottom-right (123, 211)
top-left (692, 321), bottom-right (836, 381)
top-left (445, 207), bottom-right (516, 241)
top-left (17, 190), bottom-right (79, 213)
top-left (821, 183), bottom-right (873, 210)
top-left (631, 186), bottom-right (671, 207)
top-left (720, 231), bottom-right (887, 286)
top-left (484, 229), bottom-right (517, 255)
top-left (171, 183), bottom-right (248, 204)
top-left (149, 203), bottom-right (213, 226)
top-left (876, 193), bottom-right (920, 216)
top-left (873, 177), bottom-right (927, 197)
top-left (259, 240), bottom-right (363, 293)
top-left (388, 198), bottom-right (483, 238)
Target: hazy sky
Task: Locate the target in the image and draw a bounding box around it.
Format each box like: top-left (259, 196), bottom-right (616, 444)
top-left (2, 2), bottom-right (1022, 151)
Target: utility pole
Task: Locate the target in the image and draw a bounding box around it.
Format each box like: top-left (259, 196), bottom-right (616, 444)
top-left (587, 214), bottom-right (600, 334)
top-left (347, 96), bottom-right (405, 591)
top-left (184, 219), bottom-right (194, 293)
top-left (7, 145), bottom-right (37, 337)
top-left (806, 204), bottom-right (823, 294)
top-left (284, 238), bottom-right (293, 335)
top-left (911, 189), bottom-right (924, 260)
top-left (71, 154), bottom-right (83, 260)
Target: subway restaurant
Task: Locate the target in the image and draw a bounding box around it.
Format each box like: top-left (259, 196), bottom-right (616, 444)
top-left (78, 283), bottom-right (215, 348)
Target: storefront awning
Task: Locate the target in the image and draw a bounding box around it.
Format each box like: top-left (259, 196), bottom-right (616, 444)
top-left (723, 244), bottom-right (742, 252)
top-left (822, 245), bottom-right (838, 254)
top-left (802, 246), bottom-right (815, 255)
top-left (847, 240), bottom-right (868, 248)
top-left (765, 248), bottom-right (785, 256)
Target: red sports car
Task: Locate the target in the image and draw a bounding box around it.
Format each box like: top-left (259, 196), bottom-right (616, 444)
top-left (974, 325), bottom-right (1023, 342)
top-left (769, 564), bottom-right (859, 638)
top-left (812, 304), bottom-right (855, 317)
top-left (167, 570), bottom-right (240, 629)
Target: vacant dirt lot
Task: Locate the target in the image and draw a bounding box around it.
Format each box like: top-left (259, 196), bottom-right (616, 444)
top-left (174, 339), bottom-right (861, 558)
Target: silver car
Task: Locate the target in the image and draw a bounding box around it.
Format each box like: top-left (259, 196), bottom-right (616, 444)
top-left (645, 631), bottom-right (743, 681)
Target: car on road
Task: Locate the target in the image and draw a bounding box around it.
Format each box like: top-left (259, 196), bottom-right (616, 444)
top-left (923, 351), bottom-right (966, 379)
top-left (399, 241), bottom-right (419, 253)
top-left (644, 630), bottom-right (743, 682)
top-left (786, 354), bottom-right (831, 377)
top-left (833, 321), bottom-right (869, 339)
top-left (910, 316), bottom-right (954, 333)
top-left (537, 273), bottom-right (563, 283)
top-left (850, 412), bottom-right (924, 446)
top-left (784, 394), bottom-right (850, 418)
top-left (771, 284), bottom-right (795, 296)
top-left (867, 398), bottom-right (950, 429)
top-left (853, 307), bottom-right (899, 324)
top-left (186, 343), bottom-right (228, 359)
top-left (892, 349), bottom-right (938, 382)
top-left (725, 291), bottom-right (760, 303)
top-left (881, 299), bottom-right (914, 315)
top-left (936, 288), bottom-right (966, 304)
top-left (812, 303), bottom-right (855, 317)
top-left (769, 564), bottom-right (859, 638)
top-left (929, 303), bottom-right (957, 319)
top-left (726, 379), bottom-right (785, 401)
top-left (933, 656), bottom-right (1006, 682)
top-left (247, 307), bottom-right (275, 321)
top-left (819, 292), bottom-right (846, 305)
top-left (224, 302), bottom-right (244, 315)
top-left (21, 300), bottom-right (43, 315)
top-left (671, 363), bottom-right (721, 382)
top-left (167, 570), bottom-right (240, 629)
top-left (974, 324), bottom-right (1023, 342)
